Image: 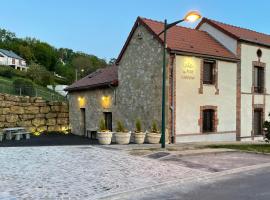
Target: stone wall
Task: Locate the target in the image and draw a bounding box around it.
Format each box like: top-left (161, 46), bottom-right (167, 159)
top-left (69, 23), bottom-right (169, 136)
top-left (0, 93), bottom-right (69, 132)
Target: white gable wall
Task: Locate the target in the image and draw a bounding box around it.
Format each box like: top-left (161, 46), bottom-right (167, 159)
top-left (198, 23), bottom-right (238, 55)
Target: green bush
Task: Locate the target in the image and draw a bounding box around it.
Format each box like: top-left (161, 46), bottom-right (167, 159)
top-left (13, 78), bottom-right (35, 96)
top-left (27, 64), bottom-right (54, 86)
top-left (135, 118), bottom-right (142, 133)
top-left (151, 121), bottom-right (159, 133)
top-left (264, 114), bottom-right (270, 142)
top-left (116, 121), bottom-right (125, 132)
top-left (99, 119), bottom-right (107, 132)
top-left (0, 65), bottom-right (27, 79)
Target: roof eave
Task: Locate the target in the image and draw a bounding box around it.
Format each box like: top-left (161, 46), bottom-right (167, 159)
top-left (169, 49), bottom-right (239, 63)
top-left (65, 80), bottom-right (118, 92)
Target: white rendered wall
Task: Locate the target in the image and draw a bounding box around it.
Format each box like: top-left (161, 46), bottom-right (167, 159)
top-left (199, 23), bottom-right (237, 55)
top-left (175, 55), bottom-right (237, 142)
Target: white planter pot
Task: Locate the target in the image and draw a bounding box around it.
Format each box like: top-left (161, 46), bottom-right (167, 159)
top-left (147, 133), bottom-right (161, 144)
top-left (115, 132), bottom-right (131, 145)
top-left (134, 132), bottom-right (146, 144)
top-left (97, 132), bottom-right (113, 145)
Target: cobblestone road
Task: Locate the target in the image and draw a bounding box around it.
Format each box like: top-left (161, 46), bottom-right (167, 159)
top-left (0, 146), bottom-right (207, 200)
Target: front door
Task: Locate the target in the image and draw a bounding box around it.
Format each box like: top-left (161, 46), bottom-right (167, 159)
top-left (104, 112), bottom-right (112, 131)
top-left (254, 109), bottom-right (263, 136)
top-left (80, 108), bottom-right (86, 136)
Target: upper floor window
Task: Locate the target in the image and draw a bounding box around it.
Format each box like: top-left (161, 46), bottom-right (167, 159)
top-left (203, 60), bottom-right (216, 85)
top-left (254, 66), bottom-right (264, 93)
top-left (12, 58), bottom-right (15, 64)
top-left (202, 109), bottom-right (215, 133)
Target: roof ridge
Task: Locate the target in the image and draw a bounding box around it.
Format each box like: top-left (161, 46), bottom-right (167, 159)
top-left (206, 17), bottom-right (270, 37)
top-left (140, 16), bottom-right (203, 33)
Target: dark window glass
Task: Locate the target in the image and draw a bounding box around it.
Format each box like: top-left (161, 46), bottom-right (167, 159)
top-left (203, 109), bottom-right (215, 132)
top-left (203, 61), bottom-right (215, 84)
top-left (254, 66), bottom-right (264, 93)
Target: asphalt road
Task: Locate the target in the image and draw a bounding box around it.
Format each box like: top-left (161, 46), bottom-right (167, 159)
top-left (124, 166), bottom-right (270, 200)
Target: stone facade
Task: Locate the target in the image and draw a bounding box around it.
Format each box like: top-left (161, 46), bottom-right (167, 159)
top-left (69, 24), bottom-right (169, 135)
top-left (0, 93), bottom-right (69, 132)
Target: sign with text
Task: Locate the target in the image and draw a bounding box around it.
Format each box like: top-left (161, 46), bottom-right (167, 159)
top-left (181, 61), bottom-right (195, 80)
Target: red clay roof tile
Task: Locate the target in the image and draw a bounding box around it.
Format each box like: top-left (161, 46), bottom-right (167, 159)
top-left (198, 18), bottom-right (270, 47)
top-left (140, 17), bottom-right (238, 60)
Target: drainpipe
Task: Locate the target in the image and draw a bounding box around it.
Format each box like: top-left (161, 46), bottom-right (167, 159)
top-left (170, 54), bottom-right (176, 143)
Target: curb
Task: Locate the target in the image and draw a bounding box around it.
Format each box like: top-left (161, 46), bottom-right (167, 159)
top-left (99, 162), bottom-right (270, 200)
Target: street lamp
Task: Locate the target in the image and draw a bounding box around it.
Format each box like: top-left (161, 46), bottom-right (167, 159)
top-left (159, 11), bottom-right (201, 148)
top-left (75, 68), bottom-right (85, 81)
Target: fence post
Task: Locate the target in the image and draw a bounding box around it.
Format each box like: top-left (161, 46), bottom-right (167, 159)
top-left (19, 88), bottom-right (22, 96)
top-left (35, 88), bottom-right (37, 97)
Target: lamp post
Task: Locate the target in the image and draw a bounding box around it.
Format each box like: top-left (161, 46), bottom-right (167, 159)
top-left (159, 11), bottom-right (201, 148)
top-left (75, 68), bottom-right (85, 81)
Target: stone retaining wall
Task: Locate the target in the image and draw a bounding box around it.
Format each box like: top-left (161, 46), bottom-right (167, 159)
top-left (0, 93), bottom-right (69, 133)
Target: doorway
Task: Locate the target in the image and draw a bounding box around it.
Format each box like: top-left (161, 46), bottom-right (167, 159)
top-left (104, 112), bottom-right (112, 131)
top-left (254, 108), bottom-right (263, 136)
top-left (80, 108), bottom-right (86, 136)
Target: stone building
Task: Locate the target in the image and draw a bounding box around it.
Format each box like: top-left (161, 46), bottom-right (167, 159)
top-left (66, 17), bottom-right (270, 143)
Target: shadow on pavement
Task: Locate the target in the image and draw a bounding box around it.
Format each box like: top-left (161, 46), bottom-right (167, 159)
top-left (0, 133), bottom-right (98, 147)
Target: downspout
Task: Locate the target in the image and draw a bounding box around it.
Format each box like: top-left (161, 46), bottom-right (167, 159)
top-left (170, 54), bottom-right (176, 143)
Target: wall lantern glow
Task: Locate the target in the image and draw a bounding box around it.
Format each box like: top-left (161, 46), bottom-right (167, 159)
top-left (78, 97), bottom-right (86, 108)
top-left (101, 95), bottom-right (111, 109)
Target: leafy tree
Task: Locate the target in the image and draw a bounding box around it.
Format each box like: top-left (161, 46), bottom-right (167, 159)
top-left (13, 78), bottom-right (35, 96)
top-left (27, 64), bottom-right (54, 86)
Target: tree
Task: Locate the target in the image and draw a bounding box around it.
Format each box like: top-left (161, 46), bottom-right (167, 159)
top-left (27, 64), bottom-right (54, 86)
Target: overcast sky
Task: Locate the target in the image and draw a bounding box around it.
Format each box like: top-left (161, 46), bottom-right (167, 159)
top-left (1, 0), bottom-right (269, 61)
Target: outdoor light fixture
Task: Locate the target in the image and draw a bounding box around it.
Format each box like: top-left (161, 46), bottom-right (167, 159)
top-left (159, 11), bottom-right (202, 148)
top-left (184, 11), bottom-right (201, 22)
top-left (78, 97), bottom-right (85, 108)
top-left (101, 95), bottom-right (111, 109)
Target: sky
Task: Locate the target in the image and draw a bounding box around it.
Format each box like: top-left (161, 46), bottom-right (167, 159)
top-left (1, 0), bottom-right (270, 61)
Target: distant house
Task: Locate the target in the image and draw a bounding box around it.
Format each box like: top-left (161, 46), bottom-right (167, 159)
top-left (0, 49), bottom-right (27, 71)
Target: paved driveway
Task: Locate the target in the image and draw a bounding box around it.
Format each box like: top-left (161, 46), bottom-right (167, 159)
top-left (0, 146), bottom-right (206, 200)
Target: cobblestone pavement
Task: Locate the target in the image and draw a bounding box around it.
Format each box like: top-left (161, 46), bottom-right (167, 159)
top-left (0, 146), bottom-right (207, 200)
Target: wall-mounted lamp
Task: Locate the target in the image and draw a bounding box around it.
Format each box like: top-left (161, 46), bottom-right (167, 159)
top-left (78, 97), bottom-right (86, 108)
top-left (101, 95), bottom-right (111, 109)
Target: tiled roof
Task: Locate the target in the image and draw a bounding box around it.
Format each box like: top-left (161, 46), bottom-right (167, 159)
top-left (197, 18), bottom-right (270, 47)
top-left (140, 18), bottom-right (238, 60)
top-left (116, 17), bottom-right (238, 64)
top-left (0, 49), bottom-right (24, 59)
top-left (65, 65), bottom-right (118, 92)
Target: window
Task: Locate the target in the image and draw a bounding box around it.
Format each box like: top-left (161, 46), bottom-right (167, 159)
top-left (254, 66), bottom-right (264, 93)
top-left (12, 58), bottom-right (15, 64)
top-left (104, 112), bottom-right (112, 131)
top-left (203, 61), bottom-right (215, 84)
top-left (202, 109), bottom-right (215, 132)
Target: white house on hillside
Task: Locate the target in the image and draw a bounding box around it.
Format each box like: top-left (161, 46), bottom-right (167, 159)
top-left (0, 49), bottom-right (27, 71)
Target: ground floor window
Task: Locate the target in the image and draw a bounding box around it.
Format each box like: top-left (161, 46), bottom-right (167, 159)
top-left (104, 112), bottom-right (112, 131)
top-left (254, 108), bottom-right (263, 135)
top-left (202, 109), bottom-right (215, 133)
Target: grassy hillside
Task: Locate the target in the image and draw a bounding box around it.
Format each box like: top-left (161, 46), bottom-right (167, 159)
top-left (0, 76), bottom-right (66, 101)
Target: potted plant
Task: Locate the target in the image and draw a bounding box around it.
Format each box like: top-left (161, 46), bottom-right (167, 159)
top-left (97, 119), bottom-right (113, 145)
top-left (134, 118), bottom-right (146, 144)
top-left (114, 120), bottom-right (131, 144)
top-left (146, 121), bottom-right (161, 144)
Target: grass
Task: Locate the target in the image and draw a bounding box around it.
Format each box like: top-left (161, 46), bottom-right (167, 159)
top-left (0, 76), bottom-right (66, 101)
top-left (208, 144), bottom-right (270, 154)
